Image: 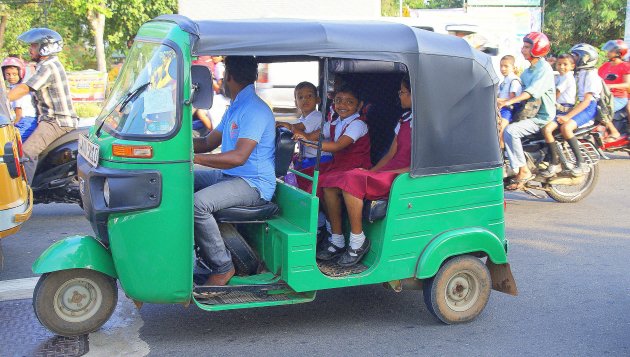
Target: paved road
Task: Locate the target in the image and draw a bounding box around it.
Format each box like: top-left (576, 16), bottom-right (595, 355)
top-left (1, 155), bottom-right (629, 356)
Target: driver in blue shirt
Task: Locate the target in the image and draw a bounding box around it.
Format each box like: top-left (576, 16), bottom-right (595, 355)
top-left (193, 56), bottom-right (276, 286)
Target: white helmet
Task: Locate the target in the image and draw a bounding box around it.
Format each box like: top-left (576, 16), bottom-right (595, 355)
top-left (17, 28), bottom-right (63, 56)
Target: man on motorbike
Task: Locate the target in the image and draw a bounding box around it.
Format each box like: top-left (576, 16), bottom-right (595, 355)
top-left (7, 28), bottom-right (78, 183)
top-left (498, 32), bottom-right (556, 190)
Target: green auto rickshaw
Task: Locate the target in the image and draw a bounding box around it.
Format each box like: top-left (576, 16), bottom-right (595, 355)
top-left (32, 15), bottom-right (517, 336)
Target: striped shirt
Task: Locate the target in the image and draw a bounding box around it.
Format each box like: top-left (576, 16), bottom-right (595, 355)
top-left (25, 56), bottom-right (78, 128)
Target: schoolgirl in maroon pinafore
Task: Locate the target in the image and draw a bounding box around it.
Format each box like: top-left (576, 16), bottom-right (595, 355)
top-left (316, 75), bottom-right (413, 267)
top-left (295, 87), bottom-right (371, 196)
top-left (320, 110), bottom-right (411, 200)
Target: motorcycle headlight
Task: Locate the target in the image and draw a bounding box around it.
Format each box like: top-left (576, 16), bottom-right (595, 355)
top-left (103, 178), bottom-right (110, 207)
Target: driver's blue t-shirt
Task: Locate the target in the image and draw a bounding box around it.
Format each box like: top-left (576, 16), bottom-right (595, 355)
top-left (216, 84), bottom-right (276, 201)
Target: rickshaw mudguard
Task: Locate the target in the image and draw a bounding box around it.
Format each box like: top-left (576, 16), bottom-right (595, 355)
top-left (415, 227), bottom-right (508, 280)
top-left (32, 235), bottom-right (117, 278)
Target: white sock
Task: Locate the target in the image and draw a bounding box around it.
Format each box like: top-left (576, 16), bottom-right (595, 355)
top-left (328, 234), bottom-right (345, 251)
top-left (349, 231), bottom-right (366, 251)
top-left (325, 220), bottom-right (332, 234)
top-left (318, 212), bottom-right (326, 227)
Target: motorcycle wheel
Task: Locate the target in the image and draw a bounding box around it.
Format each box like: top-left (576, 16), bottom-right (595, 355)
top-left (546, 164), bottom-right (599, 203)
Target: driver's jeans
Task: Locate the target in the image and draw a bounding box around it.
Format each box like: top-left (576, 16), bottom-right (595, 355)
top-left (193, 169), bottom-right (265, 274)
top-left (504, 119), bottom-right (541, 170)
top-left (22, 120), bottom-right (74, 183)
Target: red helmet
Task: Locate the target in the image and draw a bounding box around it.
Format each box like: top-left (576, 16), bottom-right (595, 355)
top-left (1, 57), bottom-right (26, 80)
top-left (602, 40), bottom-right (628, 59)
top-left (523, 32), bottom-right (551, 58)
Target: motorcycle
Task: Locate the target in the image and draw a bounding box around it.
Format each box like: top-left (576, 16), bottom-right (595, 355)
top-left (504, 125), bottom-right (601, 203)
top-left (591, 110), bottom-right (630, 157)
top-left (31, 125), bottom-right (89, 205)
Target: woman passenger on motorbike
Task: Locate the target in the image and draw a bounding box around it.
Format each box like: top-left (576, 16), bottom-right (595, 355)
top-left (314, 75), bottom-right (412, 266)
top-left (541, 44), bottom-right (601, 178)
top-left (598, 40), bottom-right (630, 141)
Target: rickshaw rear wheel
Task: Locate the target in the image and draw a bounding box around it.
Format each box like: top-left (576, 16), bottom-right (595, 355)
top-left (33, 269), bottom-right (118, 337)
top-left (422, 255), bottom-right (490, 324)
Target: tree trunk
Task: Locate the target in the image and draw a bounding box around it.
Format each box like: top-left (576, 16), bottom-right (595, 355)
top-left (0, 15), bottom-right (8, 50)
top-left (87, 9), bottom-right (106, 72)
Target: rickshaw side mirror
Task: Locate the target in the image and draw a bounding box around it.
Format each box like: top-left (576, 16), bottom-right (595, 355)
top-left (189, 64), bottom-right (214, 109)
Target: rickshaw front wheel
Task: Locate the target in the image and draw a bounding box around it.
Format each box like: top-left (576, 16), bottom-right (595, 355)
top-left (33, 268), bottom-right (118, 337)
top-left (422, 255), bottom-right (491, 324)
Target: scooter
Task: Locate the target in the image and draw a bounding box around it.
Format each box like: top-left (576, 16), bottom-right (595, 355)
top-left (31, 125), bottom-right (90, 205)
top-left (504, 126), bottom-right (601, 203)
top-left (591, 110), bottom-right (630, 157)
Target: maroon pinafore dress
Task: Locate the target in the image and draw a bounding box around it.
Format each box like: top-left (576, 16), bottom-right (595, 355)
top-left (320, 111), bottom-right (412, 200)
top-left (297, 115), bottom-right (371, 196)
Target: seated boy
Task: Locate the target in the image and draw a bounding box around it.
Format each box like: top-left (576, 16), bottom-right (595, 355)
top-left (276, 81), bottom-right (332, 169)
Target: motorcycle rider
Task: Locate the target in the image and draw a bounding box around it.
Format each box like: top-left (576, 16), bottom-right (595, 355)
top-left (598, 39), bottom-right (630, 138)
top-left (7, 28), bottom-right (78, 183)
top-left (498, 32), bottom-right (556, 190)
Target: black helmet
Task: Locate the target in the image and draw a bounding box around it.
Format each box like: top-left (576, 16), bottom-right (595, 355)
top-left (17, 28), bottom-right (63, 56)
top-left (569, 43), bottom-right (598, 70)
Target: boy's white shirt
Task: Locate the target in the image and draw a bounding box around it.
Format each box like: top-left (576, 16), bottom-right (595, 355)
top-left (576, 69), bottom-right (602, 102)
top-left (497, 73), bottom-right (523, 99)
top-left (555, 71), bottom-right (577, 105)
top-left (322, 112), bottom-right (368, 142)
top-left (298, 110), bottom-right (331, 158)
top-left (9, 83), bottom-right (37, 118)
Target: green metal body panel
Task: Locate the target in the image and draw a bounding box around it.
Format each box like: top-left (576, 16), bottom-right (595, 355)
top-left (415, 227), bottom-right (508, 279)
top-left (87, 22), bottom-right (195, 303)
top-left (32, 235), bottom-right (117, 278)
top-left (263, 168), bottom-right (505, 293)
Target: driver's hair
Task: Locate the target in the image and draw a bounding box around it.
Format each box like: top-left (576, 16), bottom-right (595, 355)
top-left (224, 56), bottom-right (258, 85)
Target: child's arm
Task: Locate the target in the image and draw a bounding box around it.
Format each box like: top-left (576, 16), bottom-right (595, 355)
top-left (276, 121), bottom-right (306, 132)
top-left (556, 89), bottom-right (561, 100)
top-left (292, 128), bottom-right (320, 141)
top-left (320, 135), bottom-right (354, 153)
top-left (557, 93), bottom-right (593, 124)
top-left (371, 137), bottom-right (397, 171)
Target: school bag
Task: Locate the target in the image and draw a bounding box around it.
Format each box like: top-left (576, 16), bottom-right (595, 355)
top-left (596, 78), bottom-right (615, 124)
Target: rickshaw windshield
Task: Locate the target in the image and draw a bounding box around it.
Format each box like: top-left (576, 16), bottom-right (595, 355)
top-left (97, 41), bottom-right (179, 136)
top-left (0, 83), bottom-right (13, 124)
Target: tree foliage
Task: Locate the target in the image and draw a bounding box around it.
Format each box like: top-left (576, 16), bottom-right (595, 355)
top-left (0, 0), bottom-right (177, 71)
top-left (543, 0), bottom-right (626, 55)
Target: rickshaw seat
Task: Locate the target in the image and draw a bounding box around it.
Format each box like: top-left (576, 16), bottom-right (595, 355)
top-left (362, 199), bottom-right (388, 222)
top-left (214, 127), bottom-right (295, 223)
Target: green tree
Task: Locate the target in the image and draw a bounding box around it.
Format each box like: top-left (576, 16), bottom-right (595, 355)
top-left (544, 0), bottom-right (625, 54)
top-left (382, 0), bottom-right (464, 15)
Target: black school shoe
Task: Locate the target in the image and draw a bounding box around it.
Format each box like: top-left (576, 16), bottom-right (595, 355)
top-left (316, 239), bottom-right (345, 261)
top-left (337, 239), bottom-right (371, 267)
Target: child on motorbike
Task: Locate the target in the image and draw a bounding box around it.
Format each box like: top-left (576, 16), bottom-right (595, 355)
top-left (276, 81), bottom-right (332, 169)
top-left (554, 53), bottom-right (577, 115)
top-left (315, 75), bottom-right (412, 266)
top-left (598, 40), bottom-right (630, 140)
top-left (497, 55), bottom-right (523, 148)
top-left (2, 57), bottom-right (37, 142)
top-left (541, 44), bottom-right (601, 178)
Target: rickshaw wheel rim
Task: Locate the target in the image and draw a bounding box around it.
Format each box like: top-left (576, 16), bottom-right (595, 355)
top-left (53, 277), bottom-right (103, 323)
top-left (444, 270), bottom-right (479, 312)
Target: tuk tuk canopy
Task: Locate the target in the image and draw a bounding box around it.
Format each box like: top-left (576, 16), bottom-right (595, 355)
top-left (153, 15), bottom-right (501, 177)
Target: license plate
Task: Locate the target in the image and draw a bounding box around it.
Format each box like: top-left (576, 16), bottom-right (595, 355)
top-left (79, 134), bottom-right (99, 167)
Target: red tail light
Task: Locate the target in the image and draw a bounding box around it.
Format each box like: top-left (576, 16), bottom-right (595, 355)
top-left (16, 134), bottom-right (23, 157)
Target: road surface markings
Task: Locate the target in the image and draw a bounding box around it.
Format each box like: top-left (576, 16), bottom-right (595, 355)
top-left (0, 277), bottom-right (38, 301)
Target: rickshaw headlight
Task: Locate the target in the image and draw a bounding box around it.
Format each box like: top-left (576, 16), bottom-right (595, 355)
top-left (103, 178), bottom-right (110, 207)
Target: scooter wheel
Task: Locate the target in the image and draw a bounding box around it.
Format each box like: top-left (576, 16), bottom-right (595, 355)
top-left (422, 255), bottom-right (491, 324)
top-left (33, 269), bottom-right (118, 337)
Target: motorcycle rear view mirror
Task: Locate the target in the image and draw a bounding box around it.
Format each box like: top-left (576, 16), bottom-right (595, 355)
top-left (605, 73), bottom-right (619, 81)
top-left (188, 64), bottom-right (213, 109)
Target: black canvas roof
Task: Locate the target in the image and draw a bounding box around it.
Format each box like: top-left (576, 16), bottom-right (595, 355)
top-left (152, 15), bottom-right (501, 176)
